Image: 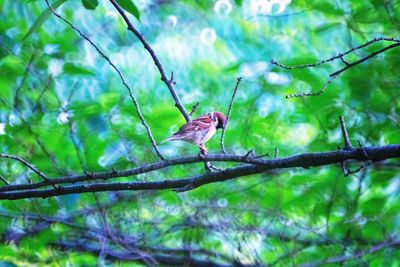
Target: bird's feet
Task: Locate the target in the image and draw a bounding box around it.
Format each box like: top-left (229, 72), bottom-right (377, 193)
top-left (198, 144), bottom-right (208, 158)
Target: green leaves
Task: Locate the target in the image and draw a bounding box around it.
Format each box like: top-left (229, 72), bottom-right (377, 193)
top-left (81, 0), bottom-right (99, 10)
top-left (4, 0), bottom-right (400, 265)
top-left (115, 0), bottom-right (141, 21)
top-left (22, 0), bottom-right (68, 42)
top-left (63, 63), bottom-right (95, 76)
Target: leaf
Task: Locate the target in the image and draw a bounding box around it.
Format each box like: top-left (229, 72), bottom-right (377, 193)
top-left (115, 0), bottom-right (141, 21)
top-left (315, 22), bottom-right (342, 33)
top-left (313, 2), bottom-right (345, 16)
top-left (369, 0), bottom-right (385, 7)
top-left (81, 0), bottom-right (98, 10)
top-left (63, 63), bottom-right (95, 76)
top-left (0, 35), bottom-right (13, 61)
top-left (22, 0), bottom-right (68, 42)
top-left (234, 0), bottom-right (243, 6)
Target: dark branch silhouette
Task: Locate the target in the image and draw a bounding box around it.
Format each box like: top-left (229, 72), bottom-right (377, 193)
top-left (220, 77), bottom-right (242, 154)
top-left (272, 37), bottom-right (400, 98)
top-left (0, 144), bottom-right (398, 199)
top-left (109, 0), bottom-right (191, 122)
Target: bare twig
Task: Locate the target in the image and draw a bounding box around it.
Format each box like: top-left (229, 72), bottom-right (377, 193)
top-left (0, 174), bottom-right (9, 185)
top-left (32, 76), bottom-right (53, 113)
top-left (273, 37), bottom-right (400, 98)
top-left (271, 37), bottom-right (400, 70)
top-left (109, 0), bottom-right (190, 122)
top-left (344, 162), bottom-right (371, 177)
top-left (189, 102), bottom-right (200, 116)
top-left (220, 77), bottom-right (242, 154)
top-left (13, 51), bottom-right (38, 109)
top-left (339, 116), bottom-right (353, 150)
top-left (0, 153), bottom-right (49, 181)
top-left (274, 148), bottom-right (279, 158)
top-left (45, 0), bottom-right (164, 161)
top-left (357, 139), bottom-right (370, 159)
top-left (329, 42), bottom-right (400, 77)
top-left (0, 144), bottom-right (398, 199)
top-left (286, 75), bottom-right (337, 99)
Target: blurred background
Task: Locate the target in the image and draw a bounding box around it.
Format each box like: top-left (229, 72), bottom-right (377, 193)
top-left (0, 0), bottom-right (399, 265)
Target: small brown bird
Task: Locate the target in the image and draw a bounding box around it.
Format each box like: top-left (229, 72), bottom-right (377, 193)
top-left (161, 111), bottom-right (227, 155)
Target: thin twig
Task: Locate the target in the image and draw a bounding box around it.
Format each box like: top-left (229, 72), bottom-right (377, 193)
top-left (329, 42), bottom-right (400, 77)
top-left (274, 148), bottom-right (279, 159)
top-left (339, 116), bottom-right (353, 150)
top-left (271, 37), bottom-right (400, 70)
top-left (344, 162), bottom-right (371, 177)
top-left (45, 0), bottom-right (164, 160)
top-left (0, 174), bottom-right (9, 185)
top-left (286, 75), bottom-right (337, 98)
top-left (109, 0), bottom-right (190, 122)
top-left (220, 77), bottom-right (242, 154)
top-left (0, 153), bottom-right (49, 181)
top-left (13, 51), bottom-right (38, 109)
top-left (189, 102), bottom-right (200, 116)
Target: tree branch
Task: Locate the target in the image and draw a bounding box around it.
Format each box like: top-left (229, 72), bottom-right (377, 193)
top-left (0, 153), bottom-right (49, 181)
top-left (272, 37), bottom-right (400, 98)
top-left (54, 241), bottom-right (234, 267)
top-left (45, 0), bottom-right (164, 160)
top-left (0, 144), bottom-right (398, 199)
top-left (339, 116), bottom-right (353, 150)
top-left (298, 239), bottom-right (400, 267)
top-left (220, 77), bottom-right (242, 154)
top-left (271, 37), bottom-right (400, 70)
top-left (329, 42), bottom-right (400, 77)
top-left (109, 0), bottom-right (190, 122)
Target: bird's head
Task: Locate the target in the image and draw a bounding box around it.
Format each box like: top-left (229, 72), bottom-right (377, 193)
top-left (213, 111), bottom-right (227, 130)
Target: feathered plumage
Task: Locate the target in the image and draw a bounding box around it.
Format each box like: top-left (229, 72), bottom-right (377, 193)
top-left (161, 111), bottom-right (227, 154)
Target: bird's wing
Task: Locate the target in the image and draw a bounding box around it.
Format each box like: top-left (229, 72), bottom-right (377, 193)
top-left (176, 114), bottom-right (213, 133)
top-left (161, 114), bottom-right (214, 143)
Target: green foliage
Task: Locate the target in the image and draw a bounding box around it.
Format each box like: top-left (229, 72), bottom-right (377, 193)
top-left (115, 0), bottom-right (141, 21)
top-left (81, 0), bottom-right (99, 10)
top-left (0, 0), bottom-right (400, 265)
top-left (22, 0), bottom-right (68, 41)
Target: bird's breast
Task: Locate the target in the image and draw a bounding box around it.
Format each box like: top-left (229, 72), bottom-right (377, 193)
top-left (201, 126), bottom-right (217, 143)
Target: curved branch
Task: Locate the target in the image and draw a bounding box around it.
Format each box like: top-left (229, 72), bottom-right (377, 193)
top-left (0, 153), bottom-right (48, 181)
top-left (271, 37), bottom-right (400, 70)
top-left (109, 0), bottom-right (190, 122)
top-left (45, 0), bottom-right (164, 160)
top-left (273, 37), bottom-right (400, 98)
top-left (329, 42), bottom-right (400, 77)
top-left (0, 144), bottom-right (398, 199)
top-left (220, 77), bottom-right (242, 154)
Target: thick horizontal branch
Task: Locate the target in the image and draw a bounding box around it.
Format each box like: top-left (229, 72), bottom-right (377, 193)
top-left (0, 144), bottom-right (398, 200)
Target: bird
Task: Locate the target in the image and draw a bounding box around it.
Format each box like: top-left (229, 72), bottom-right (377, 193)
top-left (161, 111), bottom-right (227, 155)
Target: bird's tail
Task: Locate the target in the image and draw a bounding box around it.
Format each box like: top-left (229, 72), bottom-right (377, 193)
top-left (159, 135), bottom-right (178, 144)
